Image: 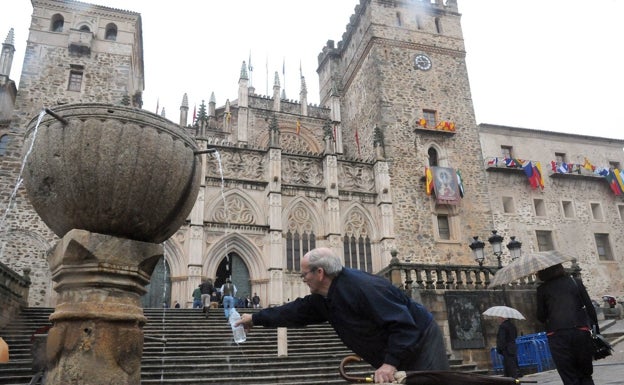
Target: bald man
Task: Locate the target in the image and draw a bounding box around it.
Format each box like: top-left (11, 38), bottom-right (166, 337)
top-left (236, 247), bottom-right (448, 383)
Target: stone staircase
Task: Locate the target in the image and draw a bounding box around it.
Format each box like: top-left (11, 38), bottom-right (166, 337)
top-left (0, 307), bottom-right (479, 385)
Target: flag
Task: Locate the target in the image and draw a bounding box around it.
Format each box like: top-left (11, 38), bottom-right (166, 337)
top-left (550, 161), bottom-right (557, 172)
top-left (296, 119), bottom-right (301, 135)
top-left (534, 162), bottom-right (544, 190)
top-left (522, 160), bottom-right (538, 189)
top-left (417, 118), bottom-right (427, 128)
top-left (333, 124), bottom-right (337, 141)
top-left (425, 167), bottom-right (434, 195)
top-left (583, 157), bottom-right (595, 171)
top-left (606, 169), bottom-right (622, 195)
top-left (155, 98), bottom-right (159, 114)
top-left (192, 104), bottom-right (196, 123)
top-left (456, 169), bottom-right (464, 198)
top-left (504, 157), bottom-right (516, 167)
top-left (487, 157), bottom-right (498, 166)
top-left (614, 168), bottom-right (624, 194)
top-left (557, 162), bottom-right (568, 174)
top-left (355, 128), bottom-right (361, 156)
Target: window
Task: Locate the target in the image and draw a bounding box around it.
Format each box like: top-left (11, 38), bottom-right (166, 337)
top-left (427, 147), bottom-right (438, 167)
top-left (437, 215), bottom-right (450, 240)
top-left (535, 230), bottom-right (554, 251)
top-left (79, 25), bottom-right (90, 32)
top-left (105, 23), bottom-right (118, 41)
top-left (534, 199), bottom-right (546, 217)
top-left (0, 135), bottom-right (10, 156)
top-left (618, 204), bottom-right (624, 221)
top-left (423, 109), bottom-right (436, 129)
top-left (502, 196), bottom-right (515, 214)
top-left (501, 146), bottom-right (512, 159)
top-left (434, 17), bottom-right (443, 33)
top-left (286, 230), bottom-right (316, 271)
top-left (51, 14), bottom-right (64, 32)
top-left (343, 234), bottom-right (372, 273)
top-left (555, 152), bottom-right (567, 164)
top-left (609, 161), bottom-right (621, 170)
top-left (561, 200), bottom-right (575, 218)
top-left (396, 12), bottom-right (402, 27)
top-left (590, 202), bottom-right (604, 221)
top-left (68, 70), bottom-right (83, 91)
top-left (594, 233), bottom-right (613, 261)
top-left (415, 15), bottom-right (423, 30)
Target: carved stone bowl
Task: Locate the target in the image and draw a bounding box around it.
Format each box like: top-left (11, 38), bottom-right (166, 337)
top-left (23, 103), bottom-right (201, 244)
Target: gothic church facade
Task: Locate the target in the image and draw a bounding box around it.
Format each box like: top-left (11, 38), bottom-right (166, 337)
top-left (0, 0), bottom-right (622, 310)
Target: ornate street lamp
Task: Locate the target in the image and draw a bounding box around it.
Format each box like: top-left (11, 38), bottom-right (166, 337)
top-left (488, 230), bottom-right (504, 268)
top-left (507, 236), bottom-right (522, 261)
top-left (469, 236), bottom-right (486, 266)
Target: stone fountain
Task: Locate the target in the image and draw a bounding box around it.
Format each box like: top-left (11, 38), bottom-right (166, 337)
top-left (22, 103), bottom-right (201, 385)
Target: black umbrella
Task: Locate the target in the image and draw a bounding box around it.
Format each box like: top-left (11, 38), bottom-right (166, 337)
top-left (339, 355), bottom-right (537, 384)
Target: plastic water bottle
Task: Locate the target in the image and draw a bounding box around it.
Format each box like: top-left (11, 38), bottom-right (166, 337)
top-left (229, 308), bottom-right (246, 343)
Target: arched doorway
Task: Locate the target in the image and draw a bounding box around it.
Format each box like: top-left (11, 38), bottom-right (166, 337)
top-left (215, 252), bottom-right (250, 304)
top-left (141, 256), bottom-right (172, 308)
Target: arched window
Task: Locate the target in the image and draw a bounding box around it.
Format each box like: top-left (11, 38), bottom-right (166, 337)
top-left (51, 14), bottom-right (64, 32)
top-left (79, 25), bottom-right (90, 32)
top-left (343, 211), bottom-right (373, 273)
top-left (286, 230), bottom-right (316, 271)
top-left (0, 135), bottom-right (11, 156)
top-left (105, 23), bottom-right (117, 41)
top-left (428, 147), bottom-right (439, 167)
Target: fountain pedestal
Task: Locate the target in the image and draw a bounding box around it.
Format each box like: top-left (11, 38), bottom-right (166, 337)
top-left (45, 229), bottom-right (162, 385)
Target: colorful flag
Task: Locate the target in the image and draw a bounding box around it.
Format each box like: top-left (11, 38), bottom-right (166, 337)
top-left (534, 162), bottom-right (544, 190)
top-left (425, 167), bottom-right (434, 195)
top-left (333, 124), bottom-right (337, 141)
top-left (487, 157), bottom-right (499, 166)
top-left (550, 161), bottom-right (557, 172)
top-left (296, 119), bottom-right (301, 135)
top-left (192, 104), bottom-right (196, 123)
top-left (614, 168), bottom-right (624, 194)
top-left (417, 118), bottom-right (427, 128)
top-left (606, 169), bottom-right (623, 195)
top-left (522, 160), bottom-right (538, 189)
top-left (504, 158), bottom-right (516, 167)
top-left (456, 169), bottom-right (465, 198)
top-left (557, 162), bottom-right (568, 174)
top-left (583, 157), bottom-right (595, 171)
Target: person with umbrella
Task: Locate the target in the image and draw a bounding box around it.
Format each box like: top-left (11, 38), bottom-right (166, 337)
top-left (537, 263), bottom-right (598, 385)
top-left (496, 316), bottom-right (519, 378)
top-left (234, 247), bottom-right (449, 383)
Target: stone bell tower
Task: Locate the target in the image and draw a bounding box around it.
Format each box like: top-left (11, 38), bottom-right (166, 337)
top-left (317, 0), bottom-right (493, 263)
top-left (0, 0), bottom-right (144, 307)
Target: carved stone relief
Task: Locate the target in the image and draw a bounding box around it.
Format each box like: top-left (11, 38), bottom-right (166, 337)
top-left (282, 157), bottom-right (323, 185)
top-left (212, 195), bottom-right (255, 224)
top-left (338, 163), bottom-right (375, 191)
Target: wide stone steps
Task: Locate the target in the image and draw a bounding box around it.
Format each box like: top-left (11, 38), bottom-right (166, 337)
top-left (0, 307), bottom-right (373, 385)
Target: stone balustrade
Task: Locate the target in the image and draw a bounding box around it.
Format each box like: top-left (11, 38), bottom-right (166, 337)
top-left (0, 260), bottom-right (30, 329)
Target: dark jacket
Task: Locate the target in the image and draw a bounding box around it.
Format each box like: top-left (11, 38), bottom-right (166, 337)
top-left (537, 275), bottom-right (597, 332)
top-left (496, 319), bottom-right (518, 355)
top-left (252, 268), bottom-right (433, 369)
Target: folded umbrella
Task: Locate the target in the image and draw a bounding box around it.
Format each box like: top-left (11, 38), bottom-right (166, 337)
top-left (489, 250), bottom-right (574, 288)
top-left (339, 355), bottom-right (536, 384)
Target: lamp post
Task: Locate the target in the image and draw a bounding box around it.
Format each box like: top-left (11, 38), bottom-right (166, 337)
top-left (469, 230), bottom-right (522, 271)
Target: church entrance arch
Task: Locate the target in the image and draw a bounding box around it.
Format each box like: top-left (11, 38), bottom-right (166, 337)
top-left (141, 256), bottom-right (171, 308)
top-left (215, 252), bottom-right (250, 305)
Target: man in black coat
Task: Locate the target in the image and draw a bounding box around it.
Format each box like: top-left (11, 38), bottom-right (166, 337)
top-left (496, 317), bottom-right (519, 378)
top-left (537, 263), bottom-right (598, 385)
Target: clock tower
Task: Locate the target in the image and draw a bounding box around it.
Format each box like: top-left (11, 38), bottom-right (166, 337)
top-left (317, 0), bottom-right (493, 263)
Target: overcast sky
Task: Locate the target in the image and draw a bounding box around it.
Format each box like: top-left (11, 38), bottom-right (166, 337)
top-left (2, 0), bottom-right (623, 140)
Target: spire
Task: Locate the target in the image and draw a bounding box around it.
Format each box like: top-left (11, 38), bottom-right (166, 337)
top-left (210, 92), bottom-right (216, 104)
top-left (4, 28), bottom-right (14, 45)
top-left (181, 93), bottom-right (188, 108)
top-left (1, 28), bottom-right (16, 77)
top-left (240, 61), bottom-right (249, 80)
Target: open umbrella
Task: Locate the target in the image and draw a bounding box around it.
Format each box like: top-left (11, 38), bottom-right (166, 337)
top-left (489, 250), bottom-right (574, 288)
top-left (339, 355), bottom-right (536, 384)
top-left (483, 306), bottom-right (525, 320)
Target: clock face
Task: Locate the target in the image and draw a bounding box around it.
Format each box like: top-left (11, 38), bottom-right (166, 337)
top-left (415, 54), bottom-right (432, 71)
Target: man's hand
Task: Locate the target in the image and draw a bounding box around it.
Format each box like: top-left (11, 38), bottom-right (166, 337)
top-left (235, 313), bottom-right (254, 332)
top-left (374, 363), bottom-right (397, 383)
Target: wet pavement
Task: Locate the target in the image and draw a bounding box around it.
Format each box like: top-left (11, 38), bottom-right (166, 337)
top-left (521, 318), bottom-right (624, 384)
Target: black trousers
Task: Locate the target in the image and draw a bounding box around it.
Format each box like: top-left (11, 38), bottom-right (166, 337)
top-left (548, 328), bottom-right (595, 385)
top-left (501, 352), bottom-right (519, 378)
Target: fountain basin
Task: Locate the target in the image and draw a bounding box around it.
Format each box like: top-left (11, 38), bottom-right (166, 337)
top-left (23, 103), bottom-right (201, 244)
